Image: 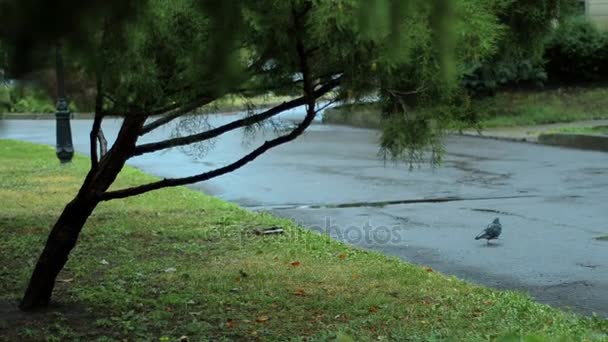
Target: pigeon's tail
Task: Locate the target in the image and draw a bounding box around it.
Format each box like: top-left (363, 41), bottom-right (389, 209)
top-left (475, 232), bottom-right (488, 240)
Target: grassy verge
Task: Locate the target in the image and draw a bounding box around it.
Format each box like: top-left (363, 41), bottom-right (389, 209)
top-left (209, 94), bottom-right (295, 114)
top-left (547, 125), bottom-right (608, 135)
top-left (0, 93), bottom-right (294, 116)
top-left (322, 103), bottom-right (383, 129)
top-left (476, 88), bottom-right (608, 128)
top-left (0, 140), bottom-right (606, 341)
top-left (323, 87), bottom-right (608, 129)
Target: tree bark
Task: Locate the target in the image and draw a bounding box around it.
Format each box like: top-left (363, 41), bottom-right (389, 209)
top-left (19, 194), bottom-right (99, 310)
top-left (20, 115), bottom-right (146, 311)
top-left (97, 128), bottom-right (108, 157)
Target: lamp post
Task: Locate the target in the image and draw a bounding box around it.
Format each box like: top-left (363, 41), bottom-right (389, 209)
top-left (55, 45), bottom-right (74, 163)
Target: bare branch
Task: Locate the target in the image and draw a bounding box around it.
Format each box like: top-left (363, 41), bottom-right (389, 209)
top-left (315, 98), bottom-right (338, 114)
top-left (140, 96), bottom-right (214, 136)
top-left (129, 78), bottom-right (339, 158)
top-left (91, 74), bottom-right (104, 169)
top-left (81, 114), bottom-right (148, 192)
top-left (292, 2), bottom-right (315, 107)
top-left (97, 128), bottom-right (108, 157)
top-left (101, 111), bottom-right (317, 201)
top-left (90, 114), bottom-right (103, 170)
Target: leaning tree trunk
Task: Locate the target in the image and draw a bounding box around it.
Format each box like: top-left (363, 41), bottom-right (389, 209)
top-left (19, 194), bottom-right (100, 310)
top-left (20, 115), bottom-right (146, 311)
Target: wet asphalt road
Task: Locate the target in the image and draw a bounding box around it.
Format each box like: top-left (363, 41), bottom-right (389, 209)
top-left (0, 115), bottom-right (606, 317)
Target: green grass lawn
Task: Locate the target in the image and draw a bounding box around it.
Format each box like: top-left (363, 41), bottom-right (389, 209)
top-left (0, 140), bottom-right (606, 341)
top-left (209, 94), bottom-right (296, 113)
top-left (477, 88), bottom-right (608, 128)
top-left (323, 87), bottom-right (608, 130)
top-left (547, 125), bottom-right (608, 135)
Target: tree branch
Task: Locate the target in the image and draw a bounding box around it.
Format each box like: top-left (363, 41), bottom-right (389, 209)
top-left (101, 110), bottom-right (318, 201)
top-left (139, 50), bottom-right (279, 136)
top-left (97, 128), bottom-right (108, 157)
top-left (315, 98), bottom-right (338, 114)
top-left (292, 1), bottom-right (315, 107)
top-left (129, 78), bottom-right (339, 158)
top-left (139, 96), bottom-right (214, 136)
top-left (90, 74), bottom-right (104, 170)
top-left (101, 3), bottom-right (320, 201)
top-left (90, 114), bottom-right (103, 170)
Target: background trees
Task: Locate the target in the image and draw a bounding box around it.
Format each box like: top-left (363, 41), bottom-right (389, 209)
top-left (460, 0), bottom-right (574, 95)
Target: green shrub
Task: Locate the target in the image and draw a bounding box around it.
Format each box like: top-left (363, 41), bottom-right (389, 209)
top-left (461, 60), bottom-right (547, 97)
top-left (1, 84), bottom-right (58, 113)
top-left (1, 83), bottom-right (89, 114)
top-left (544, 17), bottom-right (608, 83)
top-left (10, 97), bottom-right (55, 113)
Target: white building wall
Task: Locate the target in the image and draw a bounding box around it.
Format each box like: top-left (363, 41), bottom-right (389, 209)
top-left (587, 0), bottom-right (608, 29)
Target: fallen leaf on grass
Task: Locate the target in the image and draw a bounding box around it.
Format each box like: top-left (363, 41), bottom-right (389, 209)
top-left (313, 314), bottom-right (325, 321)
top-left (291, 261), bottom-right (301, 267)
top-left (368, 305), bottom-right (378, 313)
top-left (426, 268), bottom-right (434, 273)
top-left (226, 320), bottom-right (237, 328)
top-left (294, 288), bottom-right (306, 296)
top-left (338, 253), bottom-right (347, 261)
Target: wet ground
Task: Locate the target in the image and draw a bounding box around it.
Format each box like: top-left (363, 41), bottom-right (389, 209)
top-left (0, 115), bottom-right (606, 317)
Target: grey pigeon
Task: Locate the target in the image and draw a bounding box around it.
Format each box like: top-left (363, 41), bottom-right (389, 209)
top-left (475, 218), bottom-right (502, 244)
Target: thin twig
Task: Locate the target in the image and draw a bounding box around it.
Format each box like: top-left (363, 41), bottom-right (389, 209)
top-left (140, 96), bottom-right (213, 136)
top-left (130, 78), bottom-right (339, 158)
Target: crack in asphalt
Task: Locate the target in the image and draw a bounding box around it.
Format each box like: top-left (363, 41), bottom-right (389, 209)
top-left (468, 208), bottom-right (518, 216)
top-left (247, 194), bottom-right (540, 211)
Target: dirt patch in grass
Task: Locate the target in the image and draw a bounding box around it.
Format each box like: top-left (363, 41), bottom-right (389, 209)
top-left (0, 300), bottom-right (102, 342)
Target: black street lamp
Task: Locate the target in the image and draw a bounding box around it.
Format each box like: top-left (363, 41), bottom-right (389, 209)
top-left (55, 45), bottom-right (74, 163)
